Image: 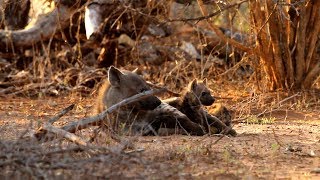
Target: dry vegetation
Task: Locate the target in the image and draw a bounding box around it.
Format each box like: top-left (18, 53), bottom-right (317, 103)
top-left (0, 0), bottom-right (319, 179)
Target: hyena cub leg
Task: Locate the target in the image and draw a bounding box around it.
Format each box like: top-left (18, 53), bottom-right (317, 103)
top-left (209, 103), bottom-right (233, 127)
top-left (202, 110), bottom-right (237, 136)
top-left (148, 102), bottom-right (206, 136)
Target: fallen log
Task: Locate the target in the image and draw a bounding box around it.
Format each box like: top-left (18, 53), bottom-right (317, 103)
top-left (34, 88), bottom-right (166, 142)
top-left (0, 1), bottom-right (79, 48)
top-left (61, 88), bottom-right (166, 133)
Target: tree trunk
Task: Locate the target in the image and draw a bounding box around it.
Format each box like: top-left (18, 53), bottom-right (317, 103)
top-left (250, 0), bottom-right (320, 90)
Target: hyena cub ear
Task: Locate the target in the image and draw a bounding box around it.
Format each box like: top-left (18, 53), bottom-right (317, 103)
top-left (131, 68), bottom-right (138, 73)
top-left (202, 78), bottom-right (207, 85)
top-left (108, 66), bottom-right (124, 87)
top-left (189, 79), bottom-right (198, 91)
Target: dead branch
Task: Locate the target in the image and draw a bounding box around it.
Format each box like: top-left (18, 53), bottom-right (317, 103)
top-left (34, 88), bottom-right (165, 142)
top-left (48, 104), bottom-right (75, 124)
top-left (42, 122), bottom-right (88, 146)
top-left (62, 88), bottom-right (166, 133)
top-left (0, 2), bottom-right (79, 48)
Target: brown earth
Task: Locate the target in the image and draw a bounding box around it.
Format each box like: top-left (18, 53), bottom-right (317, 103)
top-left (0, 96), bottom-right (319, 179)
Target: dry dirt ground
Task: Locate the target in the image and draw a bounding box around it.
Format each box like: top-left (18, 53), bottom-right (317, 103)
top-left (0, 96), bottom-right (319, 179)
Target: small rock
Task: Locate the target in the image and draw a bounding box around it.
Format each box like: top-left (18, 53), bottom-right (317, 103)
top-left (180, 41), bottom-right (201, 60)
top-left (285, 145), bottom-right (302, 152)
top-left (311, 168), bottom-right (320, 174)
top-left (148, 24), bottom-right (166, 37)
top-left (309, 150), bottom-right (316, 157)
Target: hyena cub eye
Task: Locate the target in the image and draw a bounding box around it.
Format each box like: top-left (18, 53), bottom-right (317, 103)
top-left (201, 92), bottom-right (209, 97)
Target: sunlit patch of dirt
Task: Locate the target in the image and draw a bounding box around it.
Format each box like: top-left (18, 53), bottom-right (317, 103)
top-left (0, 96), bottom-right (319, 179)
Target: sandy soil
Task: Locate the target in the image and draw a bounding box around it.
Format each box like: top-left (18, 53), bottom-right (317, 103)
top-left (0, 96), bottom-right (319, 179)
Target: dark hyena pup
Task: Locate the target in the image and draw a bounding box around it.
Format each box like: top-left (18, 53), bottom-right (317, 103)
top-left (164, 79), bottom-right (236, 136)
top-left (164, 79), bottom-right (214, 127)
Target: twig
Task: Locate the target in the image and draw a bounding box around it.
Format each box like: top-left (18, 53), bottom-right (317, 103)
top-left (48, 104), bottom-right (75, 124)
top-left (276, 92), bottom-right (300, 106)
top-left (210, 124), bottom-right (237, 146)
top-left (42, 123), bottom-right (87, 146)
top-left (61, 88), bottom-right (166, 133)
top-left (251, 92), bottom-right (300, 118)
top-left (33, 104), bottom-right (75, 141)
top-left (34, 88), bottom-right (165, 143)
top-left (211, 134), bottom-right (226, 145)
top-left (206, 113), bottom-right (237, 136)
top-left (196, 0), bottom-right (253, 54)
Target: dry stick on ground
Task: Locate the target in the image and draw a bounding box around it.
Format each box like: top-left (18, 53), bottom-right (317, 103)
top-left (35, 88), bottom-right (165, 145)
top-left (34, 104), bottom-right (76, 142)
top-left (62, 88), bottom-right (166, 133)
top-left (42, 122), bottom-right (88, 146)
top-left (48, 104), bottom-right (75, 124)
top-left (38, 104), bottom-right (87, 146)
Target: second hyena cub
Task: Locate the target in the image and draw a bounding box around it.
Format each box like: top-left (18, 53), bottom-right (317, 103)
top-left (95, 66), bottom-right (205, 135)
top-left (210, 103), bottom-right (232, 127)
top-left (164, 79), bottom-right (214, 127)
top-left (164, 79), bottom-right (236, 136)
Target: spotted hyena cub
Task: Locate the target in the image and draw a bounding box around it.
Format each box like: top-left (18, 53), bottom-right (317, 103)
top-left (94, 66), bottom-right (205, 135)
top-left (164, 79), bottom-right (214, 127)
top-left (210, 103), bottom-right (232, 127)
top-left (164, 79), bottom-right (236, 136)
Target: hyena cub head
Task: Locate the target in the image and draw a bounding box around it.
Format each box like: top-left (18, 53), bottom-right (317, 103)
top-left (210, 103), bottom-right (232, 127)
top-left (186, 79), bottom-right (215, 106)
top-left (106, 66), bottom-right (161, 110)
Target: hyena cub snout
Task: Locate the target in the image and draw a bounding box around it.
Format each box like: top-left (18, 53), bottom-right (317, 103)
top-left (200, 91), bottom-right (215, 106)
